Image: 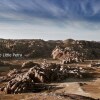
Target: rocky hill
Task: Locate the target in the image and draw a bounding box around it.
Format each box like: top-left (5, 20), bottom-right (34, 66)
top-left (0, 39), bottom-right (100, 59)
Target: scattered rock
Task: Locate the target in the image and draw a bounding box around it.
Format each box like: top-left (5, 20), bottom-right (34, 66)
top-left (0, 61), bottom-right (94, 94)
top-left (22, 61), bottom-right (39, 68)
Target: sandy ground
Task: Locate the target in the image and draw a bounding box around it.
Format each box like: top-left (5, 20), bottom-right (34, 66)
top-left (49, 78), bottom-right (100, 99)
top-left (0, 93), bottom-right (68, 100)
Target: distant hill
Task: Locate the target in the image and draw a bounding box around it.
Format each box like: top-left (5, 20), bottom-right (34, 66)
top-left (0, 39), bottom-right (100, 59)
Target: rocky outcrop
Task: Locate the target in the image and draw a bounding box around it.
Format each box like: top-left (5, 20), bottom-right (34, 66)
top-left (0, 39), bottom-right (100, 59)
top-left (52, 46), bottom-right (85, 64)
top-left (0, 39), bottom-right (62, 58)
top-left (0, 61), bottom-right (94, 94)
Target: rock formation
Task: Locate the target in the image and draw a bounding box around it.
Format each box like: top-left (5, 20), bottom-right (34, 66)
top-left (52, 46), bottom-right (84, 64)
top-left (0, 61), bottom-right (94, 94)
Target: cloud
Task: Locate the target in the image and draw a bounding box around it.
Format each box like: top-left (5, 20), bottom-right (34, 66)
top-left (0, 0), bottom-right (100, 22)
top-left (0, 0), bottom-right (100, 41)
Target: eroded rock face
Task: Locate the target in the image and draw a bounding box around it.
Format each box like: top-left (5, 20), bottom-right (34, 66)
top-left (52, 46), bottom-right (85, 64)
top-left (4, 74), bottom-right (35, 94)
top-left (3, 67), bottom-right (44, 94)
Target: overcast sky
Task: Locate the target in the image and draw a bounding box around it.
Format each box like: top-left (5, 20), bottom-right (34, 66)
top-left (0, 0), bottom-right (100, 41)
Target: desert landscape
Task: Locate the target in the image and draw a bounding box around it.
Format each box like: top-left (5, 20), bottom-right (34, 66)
top-left (0, 0), bottom-right (100, 100)
top-left (0, 39), bottom-right (100, 100)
